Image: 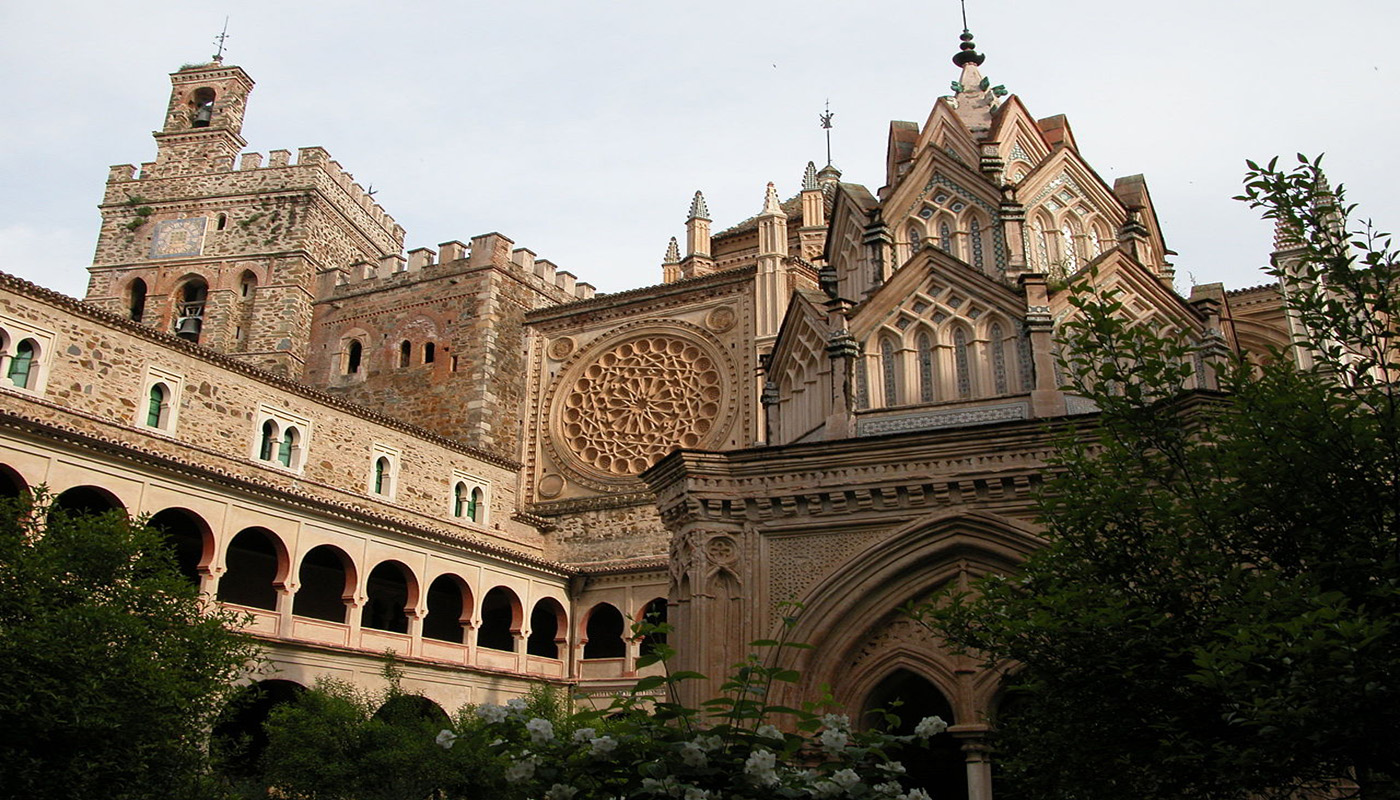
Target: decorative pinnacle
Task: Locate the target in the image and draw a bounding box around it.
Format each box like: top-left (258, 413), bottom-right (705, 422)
top-left (761, 182), bottom-right (784, 216)
top-left (803, 161), bottom-right (819, 191)
top-left (953, 28), bottom-right (985, 67)
top-left (688, 190), bottom-right (710, 222)
top-left (663, 236), bottom-right (681, 264)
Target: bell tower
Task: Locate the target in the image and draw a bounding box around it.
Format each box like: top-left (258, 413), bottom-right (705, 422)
top-left (148, 62), bottom-right (255, 178)
top-left (85, 61), bottom-right (403, 378)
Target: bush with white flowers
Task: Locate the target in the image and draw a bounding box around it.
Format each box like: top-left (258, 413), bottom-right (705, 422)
top-left (435, 618), bottom-right (949, 800)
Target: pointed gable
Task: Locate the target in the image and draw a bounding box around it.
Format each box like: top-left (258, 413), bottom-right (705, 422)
top-left (987, 96), bottom-right (1052, 182)
top-left (766, 289), bottom-right (835, 444)
top-left (915, 97), bottom-right (981, 169)
top-left (885, 120), bottom-right (921, 191)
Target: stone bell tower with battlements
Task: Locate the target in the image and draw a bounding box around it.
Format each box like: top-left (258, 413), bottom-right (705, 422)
top-left (84, 61), bottom-right (404, 378)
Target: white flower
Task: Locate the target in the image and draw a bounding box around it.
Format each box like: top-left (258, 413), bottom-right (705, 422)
top-left (640, 777), bottom-right (669, 796)
top-left (679, 740), bottom-right (708, 768)
top-left (874, 781), bottom-right (904, 797)
top-left (476, 703), bottom-right (509, 724)
top-left (683, 787), bottom-right (711, 800)
top-left (914, 715), bottom-right (948, 738)
top-left (812, 781), bottom-right (843, 799)
top-left (505, 697), bottom-right (529, 717)
top-left (435, 729), bottom-right (458, 750)
top-left (526, 717), bottom-right (555, 744)
top-left (504, 755), bottom-right (538, 784)
top-left (589, 735), bottom-right (618, 756)
top-left (903, 790), bottom-right (933, 800)
top-left (572, 726), bottom-right (597, 743)
top-left (878, 761), bottom-right (907, 775)
top-left (755, 724), bottom-right (782, 741)
top-left (545, 784), bottom-right (579, 800)
top-left (694, 734), bottom-right (723, 752)
top-left (831, 769), bottom-right (861, 791)
top-left (821, 713), bottom-right (850, 731)
top-left (744, 749), bottom-right (778, 786)
top-left (819, 726), bottom-right (850, 753)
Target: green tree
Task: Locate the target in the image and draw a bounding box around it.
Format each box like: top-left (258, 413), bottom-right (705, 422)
top-left (927, 156), bottom-right (1400, 800)
top-left (0, 491), bottom-right (261, 800)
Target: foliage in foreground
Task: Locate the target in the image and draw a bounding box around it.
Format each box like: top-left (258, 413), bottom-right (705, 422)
top-left (254, 618), bottom-right (949, 800)
top-left (926, 156), bottom-right (1400, 800)
top-left (0, 491), bottom-right (261, 800)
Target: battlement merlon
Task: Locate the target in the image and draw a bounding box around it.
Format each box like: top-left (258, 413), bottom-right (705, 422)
top-left (329, 233), bottom-right (596, 302)
top-left (102, 146), bottom-right (404, 254)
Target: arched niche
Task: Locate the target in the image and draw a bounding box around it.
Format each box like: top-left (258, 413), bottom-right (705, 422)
top-left (636, 597), bottom-right (669, 658)
top-left (292, 544), bottom-right (356, 623)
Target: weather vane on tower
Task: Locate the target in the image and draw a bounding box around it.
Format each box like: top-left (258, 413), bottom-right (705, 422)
top-left (212, 17), bottom-right (230, 63)
top-left (820, 100), bottom-right (835, 168)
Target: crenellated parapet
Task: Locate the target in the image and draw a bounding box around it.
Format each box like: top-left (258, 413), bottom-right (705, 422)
top-left (329, 232), bottom-right (596, 303)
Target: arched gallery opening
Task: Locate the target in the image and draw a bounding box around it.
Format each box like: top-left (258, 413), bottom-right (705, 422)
top-left (422, 574), bottom-right (470, 643)
top-left (582, 602), bottom-right (626, 660)
top-left (147, 507), bottom-right (209, 587)
top-left (292, 545), bottom-right (354, 623)
top-left (217, 527), bottom-right (281, 610)
top-left (477, 587), bottom-right (520, 652)
top-left (526, 598), bottom-right (567, 659)
top-left (52, 485), bottom-right (125, 517)
top-left (211, 679), bottom-right (305, 777)
top-left (361, 561), bottom-right (414, 633)
top-left (862, 669), bottom-right (966, 800)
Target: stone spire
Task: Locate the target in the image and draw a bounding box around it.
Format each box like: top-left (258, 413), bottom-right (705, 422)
top-left (801, 162), bottom-right (825, 231)
top-left (755, 183), bottom-right (790, 343)
top-left (760, 182), bottom-right (786, 220)
top-left (688, 190), bottom-right (711, 222)
top-left (803, 161), bottom-right (819, 191)
top-left (685, 190), bottom-right (712, 260)
top-left (662, 236), bottom-right (682, 283)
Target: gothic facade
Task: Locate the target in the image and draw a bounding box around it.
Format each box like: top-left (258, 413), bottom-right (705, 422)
top-left (0, 32), bottom-right (1293, 797)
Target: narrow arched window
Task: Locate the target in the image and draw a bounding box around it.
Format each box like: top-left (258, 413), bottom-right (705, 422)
top-left (8, 340), bottom-right (35, 389)
top-left (239, 270), bottom-right (257, 298)
top-left (190, 88), bottom-right (216, 127)
top-left (147, 383), bottom-right (169, 428)
top-left (452, 482), bottom-right (467, 518)
top-left (468, 487), bottom-right (483, 523)
top-left (259, 420), bottom-right (277, 461)
top-left (917, 332), bottom-right (935, 403)
top-left (970, 218), bottom-right (985, 272)
top-left (990, 322), bottom-right (1009, 395)
top-left (373, 457), bottom-right (389, 495)
top-left (953, 329), bottom-right (972, 399)
top-left (1061, 223), bottom-right (1079, 272)
top-left (128, 279), bottom-right (147, 322)
top-left (854, 356), bottom-right (869, 411)
top-left (423, 342), bottom-right (435, 364)
top-left (217, 213), bottom-right (228, 231)
top-left (399, 340), bottom-right (411, 368)
top-left (1090, 226), bottom-right (1103, 257)
top-left (880, 338), bottom-right (899, 406)
top-left (278, 427), bottom-right (297, 468)
top-left (346, 340), bottom-right (363, 375)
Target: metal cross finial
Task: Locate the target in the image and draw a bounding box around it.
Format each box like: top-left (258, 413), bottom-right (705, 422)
top-left (820, 100), bottom-right (835, 168)
top-left (960, 0), bottom-right (969, 32)
top-left (213, 17), bottom-right (230, 62)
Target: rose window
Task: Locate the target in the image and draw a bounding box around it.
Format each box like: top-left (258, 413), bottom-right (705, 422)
top-left (557, 334), bottom-right (725, 476)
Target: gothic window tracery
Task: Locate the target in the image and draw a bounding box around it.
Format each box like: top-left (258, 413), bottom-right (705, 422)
top-left (917, 332), bottom-right (935, 403)
top-left (989, 322), bottom-right (1009, 395)
top-left (881, 337), bottom-right (899, 406)
top-left (953, 328), bottom-right (972, 399)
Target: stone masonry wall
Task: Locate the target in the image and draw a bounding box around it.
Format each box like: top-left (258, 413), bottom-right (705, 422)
top-left (0, 274), bottom-right (541, 556)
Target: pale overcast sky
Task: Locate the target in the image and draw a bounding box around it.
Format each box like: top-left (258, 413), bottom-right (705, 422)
top-left (2, 1), bottom-right (1397, 299)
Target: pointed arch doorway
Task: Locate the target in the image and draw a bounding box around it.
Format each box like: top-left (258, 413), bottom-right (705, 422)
top-left (862, 669), bottom-right (967, 800)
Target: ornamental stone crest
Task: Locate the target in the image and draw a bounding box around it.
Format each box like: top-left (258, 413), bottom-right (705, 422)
top-left (546, 322), bottom-right (736, 489)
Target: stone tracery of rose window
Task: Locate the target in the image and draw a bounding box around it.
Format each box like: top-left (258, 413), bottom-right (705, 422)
top-left (554, 333), bottom-right (729, 478)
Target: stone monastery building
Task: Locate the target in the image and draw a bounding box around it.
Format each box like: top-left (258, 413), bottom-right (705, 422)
top-left (0, 28), bottom-right (1296, 798)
